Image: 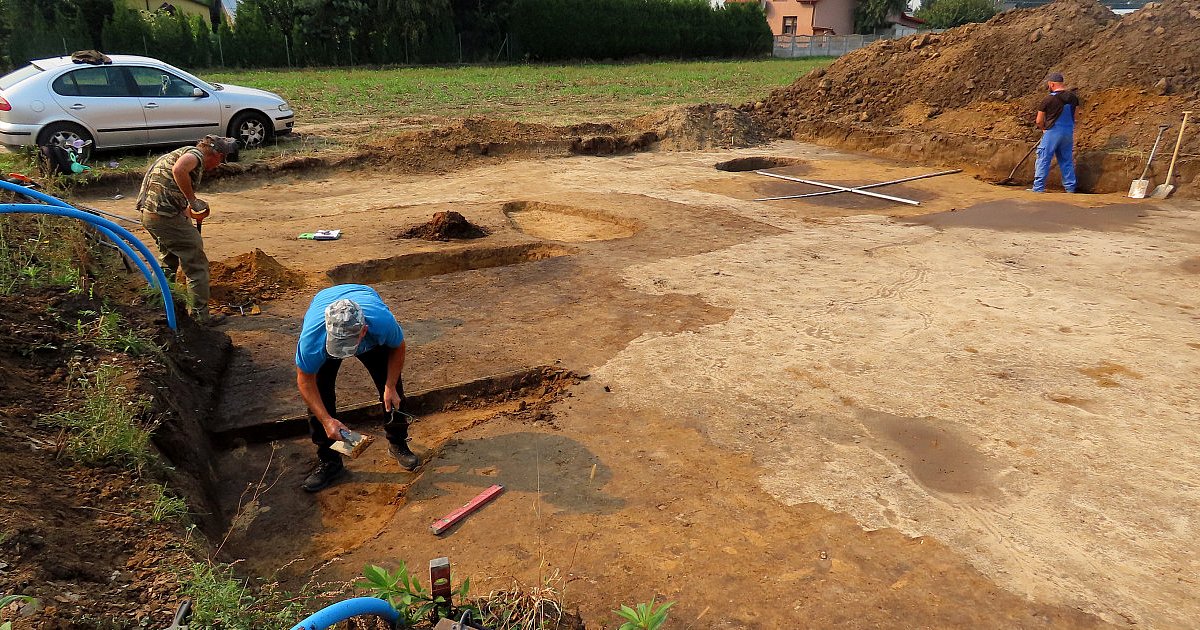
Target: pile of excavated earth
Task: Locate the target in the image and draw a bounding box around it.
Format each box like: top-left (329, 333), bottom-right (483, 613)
top-left (750, 0), bottom-right (1200, 193)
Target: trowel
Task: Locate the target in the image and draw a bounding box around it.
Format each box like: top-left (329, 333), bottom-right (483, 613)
top-left (1128, 124), bottom-right (1169, 199)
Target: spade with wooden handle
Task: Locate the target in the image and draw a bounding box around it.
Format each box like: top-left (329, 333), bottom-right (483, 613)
top-left (1128, 124), bottom-right (1169, 198)
top-left (1151, 111), bottom-right (1193, 199)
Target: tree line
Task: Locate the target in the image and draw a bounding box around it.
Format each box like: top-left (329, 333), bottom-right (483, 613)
top-left (0, 0), bottom-right (771, 72)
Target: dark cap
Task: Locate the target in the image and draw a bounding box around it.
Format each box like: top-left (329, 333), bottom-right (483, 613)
top-left (1045, 72), bottom-right (1065, 83)
top-left (200, 135), bottom-right (239, 154)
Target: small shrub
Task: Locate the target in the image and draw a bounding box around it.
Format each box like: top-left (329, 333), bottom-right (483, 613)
top-left (180, 562), bottom-right (307, 630)
top-left (43, 364), bottom-right (157, 472)
top-left (614, 597), bottom-right (673, 630)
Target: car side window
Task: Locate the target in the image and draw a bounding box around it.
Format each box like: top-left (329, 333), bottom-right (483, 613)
top-left (51, 67), bottom-right (131, 97)
top-left (127, 67), bottom-right (199, 98)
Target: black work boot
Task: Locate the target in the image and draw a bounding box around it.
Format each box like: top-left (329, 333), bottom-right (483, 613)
top-left (302, 459), bottom-right (345, 492)
top-left (389, 442), bottom-right (419, 471)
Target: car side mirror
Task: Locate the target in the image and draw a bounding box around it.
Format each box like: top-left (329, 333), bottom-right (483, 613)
top-left (192, 87), bottom-right (207, 98)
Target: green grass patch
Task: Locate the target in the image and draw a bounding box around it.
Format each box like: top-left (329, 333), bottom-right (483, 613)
top-left (0, 214), bottom-right (88, 296)
top-left (180, 562), bottom-right (309, 629)
top-left (73, 307), bottom-right (162, 357)
top-left (201, 59), bottom-right (829, 125)
top-left (44, 364), bottom-right (157, 472)
top-left (145, 484), bottom-right (189, 524)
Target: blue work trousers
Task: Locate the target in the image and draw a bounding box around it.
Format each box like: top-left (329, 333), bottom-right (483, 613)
top-left (1032, 128), bottom-right (1076, 193)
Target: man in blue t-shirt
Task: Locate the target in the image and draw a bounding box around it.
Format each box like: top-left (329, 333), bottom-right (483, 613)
top-left (294, 284), bottom-right (419, 492)
top-left (1031, 71), bottom-right (1079, 193)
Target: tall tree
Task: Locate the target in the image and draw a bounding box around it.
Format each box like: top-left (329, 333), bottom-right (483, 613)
top-left (854, 0), bottom-right (909, 33)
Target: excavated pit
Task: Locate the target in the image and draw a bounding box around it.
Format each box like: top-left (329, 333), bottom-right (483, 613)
top-left (325, 242), bottom-right (574, 285)
top-left (209, 366), bottom-right (581, 577)
top-left (502, 201), bottom-right (641, 242)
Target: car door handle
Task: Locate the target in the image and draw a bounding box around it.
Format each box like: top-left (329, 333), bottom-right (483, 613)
top-left (69, 104), bottom-right (85, 110)
top-left (144, 103), bottom-right (159, 109)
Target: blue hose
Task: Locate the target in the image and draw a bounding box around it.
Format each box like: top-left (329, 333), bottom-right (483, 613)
top-left (0, 182), bottom-right (177, 329)
top-left (290, 597), bottom-right (400, 630)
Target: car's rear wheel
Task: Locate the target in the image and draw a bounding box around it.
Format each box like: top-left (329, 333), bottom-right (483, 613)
top-left (37, 122), bottom-right (94, 162)
top-left (229, 112), bottom-right (272, 149)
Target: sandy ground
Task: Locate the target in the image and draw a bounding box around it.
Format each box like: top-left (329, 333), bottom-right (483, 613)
top-left (85, 141), bottom-right (1200, 628)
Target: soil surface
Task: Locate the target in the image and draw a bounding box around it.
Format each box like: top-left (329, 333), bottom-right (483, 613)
top-left (751, 0), bottom-right (1200, 194)
top-left (80, 139), bottom-right (1200, 628)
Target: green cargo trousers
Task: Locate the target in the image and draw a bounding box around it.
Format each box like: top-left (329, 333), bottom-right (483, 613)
top-left (140, 209), bottom-right (211, 318)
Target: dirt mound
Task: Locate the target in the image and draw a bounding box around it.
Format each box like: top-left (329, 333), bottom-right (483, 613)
top-left (400, 211), bottom-right (489, 241)
top-left (209, 248), bottom-right (305, 305)
top-left (752, 0), bottom-right (1200, 193)
top-left (361, 105), bottom-right (762, 172)
top-left (634, 103), bottom-right (763, 151)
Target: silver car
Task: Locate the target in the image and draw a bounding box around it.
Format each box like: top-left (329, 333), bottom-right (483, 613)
top-left (0, 54), bottom-right (294, 158)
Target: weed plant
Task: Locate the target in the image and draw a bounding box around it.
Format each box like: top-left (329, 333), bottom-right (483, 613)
top-left (0, 214), bottom-right (87, 296)
top-left (358, 561), bottom-right (472, 627)
top-left (614, 597), bottom-right (673, 630)
top-left (74, 308), bottom-right (162, 357)
top-left (43, 364), bottom-right (157, 472)
top-left (180, 562), bottom-right (308, 630)
top-left (147, 484), bottom-right (190, 524)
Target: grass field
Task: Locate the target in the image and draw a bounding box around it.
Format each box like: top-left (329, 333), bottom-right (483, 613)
top-left (201, 59), bottom-right (829, 125)
top-left (1, 59), bottom-right (830, 178)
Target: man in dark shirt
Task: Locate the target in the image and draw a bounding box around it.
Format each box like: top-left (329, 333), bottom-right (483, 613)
top-left (1031, 72), bottom-right (1079, 193)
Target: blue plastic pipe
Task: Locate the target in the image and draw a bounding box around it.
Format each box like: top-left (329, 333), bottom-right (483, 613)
top-left (0, 194), bottom-right (177, 330)
top-left (290, 597), bottom-right (400, 630)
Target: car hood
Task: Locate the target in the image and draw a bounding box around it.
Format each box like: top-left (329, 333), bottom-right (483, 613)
top-left (212, 83), bottom-right (286, 106)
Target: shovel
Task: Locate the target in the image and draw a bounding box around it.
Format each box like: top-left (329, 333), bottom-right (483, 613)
top-left (998, 141), bottom-right (1039, 185)
top-left (1151, 111), bottom-right (1193, 199)
top-left (1128, 124), bottom-right (1170, 198)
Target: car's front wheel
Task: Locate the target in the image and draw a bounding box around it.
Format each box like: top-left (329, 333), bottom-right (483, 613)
top-left (229, 111), bottom-right (272, 149)
top-left (37, 122), bottom-right (94, 162)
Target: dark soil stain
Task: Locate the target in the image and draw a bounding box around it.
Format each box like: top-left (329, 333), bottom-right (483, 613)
top-left (1078, 361), bottom-right (1142, 388)
top-left (857, 408), bottom-right (999, 497)
top-left (906, 200), bottom-right (1147, 233)
top-left (1180, 256), bottom-right (1200, 274)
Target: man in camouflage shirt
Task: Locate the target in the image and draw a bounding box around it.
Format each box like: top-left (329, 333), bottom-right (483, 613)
top-left (136, 135), bottom-right (237, 324)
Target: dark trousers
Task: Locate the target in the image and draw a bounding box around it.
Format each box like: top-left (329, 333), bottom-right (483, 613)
top-left (309, 345), bottom-right (408, 464)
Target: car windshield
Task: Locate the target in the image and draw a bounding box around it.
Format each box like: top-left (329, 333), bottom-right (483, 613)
top-left (0, 64), bottom-right (43, 91)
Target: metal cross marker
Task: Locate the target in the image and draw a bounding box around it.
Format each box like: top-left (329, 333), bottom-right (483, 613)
top-left (752, 170), bottom-right (956, 206)
top-left (753, 169), bottom-right (962, 202)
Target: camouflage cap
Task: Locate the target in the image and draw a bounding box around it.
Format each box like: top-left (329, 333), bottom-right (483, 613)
top-left (201, 135), bottom-right (239, 154)
top-left (324, 299), bottom-right (365, 358)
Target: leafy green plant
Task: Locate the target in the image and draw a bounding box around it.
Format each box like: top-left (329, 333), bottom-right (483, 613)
top-left (43, 364), bottom-right (158, 472)
top-left (0, 595), bottom-right (37, 630)
top-left (180, 562), bottom-right (307, 630)
top-left (357, 561), bottom-right (471, 627)
top-left (614, 597), bottom-right (673, 630)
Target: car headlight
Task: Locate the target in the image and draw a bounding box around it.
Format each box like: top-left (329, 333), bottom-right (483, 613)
top-left (278, 103), bottom-right (290, 111)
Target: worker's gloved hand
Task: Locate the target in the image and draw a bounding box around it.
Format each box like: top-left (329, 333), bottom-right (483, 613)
top-left (186, 198), bottom-right (210, 221)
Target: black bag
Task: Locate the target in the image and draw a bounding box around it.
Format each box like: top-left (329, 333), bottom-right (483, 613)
top-left (40, 144), bottom-right (75, 176)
